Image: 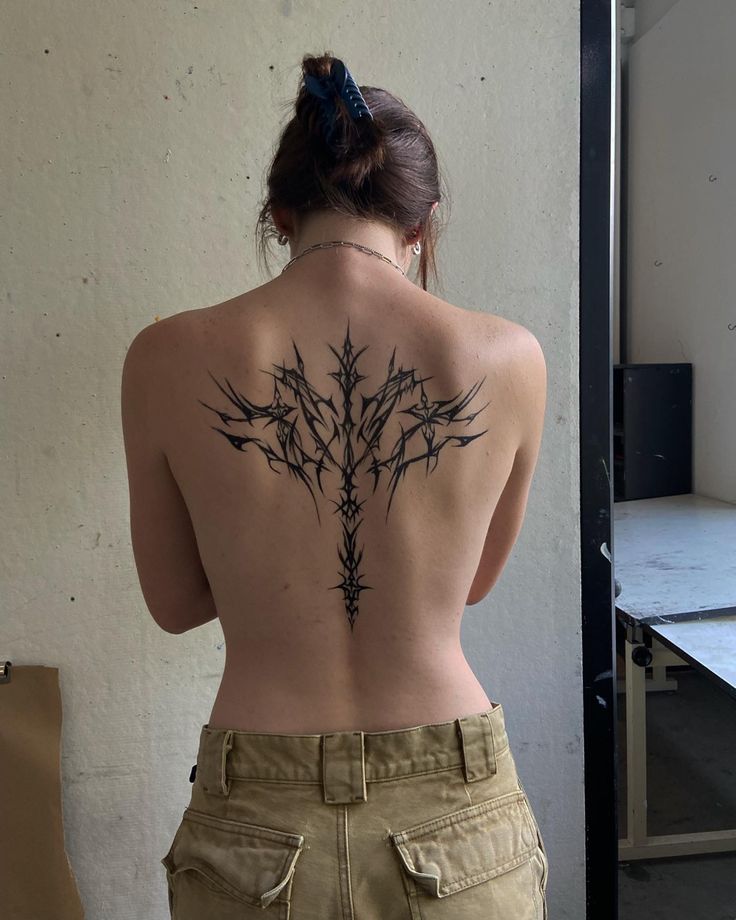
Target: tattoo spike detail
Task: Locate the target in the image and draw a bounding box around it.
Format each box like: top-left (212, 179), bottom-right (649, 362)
top-left (199, 320), bottom-right (490, 633)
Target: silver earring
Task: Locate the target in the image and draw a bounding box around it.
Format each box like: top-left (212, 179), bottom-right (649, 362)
top-left (412, 241), bottom-right (421, 256)
top-left (277, 233), bottom-right (289, 246)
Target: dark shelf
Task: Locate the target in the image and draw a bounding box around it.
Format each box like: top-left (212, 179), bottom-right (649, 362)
top-left (613, 363), bottom-right (692, 502)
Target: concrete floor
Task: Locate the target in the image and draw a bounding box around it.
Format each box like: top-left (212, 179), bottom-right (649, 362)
top-left (617, 665), bottom-right (736, 919)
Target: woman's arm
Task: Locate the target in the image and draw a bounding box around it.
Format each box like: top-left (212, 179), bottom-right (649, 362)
top-left (121, 318), bottom-right (218, 634)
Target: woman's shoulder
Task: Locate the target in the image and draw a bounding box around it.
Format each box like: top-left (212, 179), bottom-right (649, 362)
top-left (426, 293), bottom-right (542, 354)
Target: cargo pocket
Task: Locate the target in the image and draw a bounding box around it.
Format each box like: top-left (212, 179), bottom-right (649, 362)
top-left (389, 788), bottom-right (542, 919)
top-left (160, 806), bottom-right (305, 920)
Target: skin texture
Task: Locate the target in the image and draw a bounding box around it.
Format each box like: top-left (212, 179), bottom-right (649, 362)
top-left (121, 211), bottom-right (547, 733)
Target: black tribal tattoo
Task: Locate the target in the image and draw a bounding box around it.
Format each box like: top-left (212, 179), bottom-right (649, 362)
top-left (198, 322), bottom-right (490, 632)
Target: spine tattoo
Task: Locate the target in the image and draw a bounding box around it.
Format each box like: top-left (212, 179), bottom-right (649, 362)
top-left (198, 321), bottom-right (490, 632)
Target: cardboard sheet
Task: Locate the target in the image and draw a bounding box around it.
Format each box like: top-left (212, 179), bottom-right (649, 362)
top-left (0, 664), bottom-right (85, 919)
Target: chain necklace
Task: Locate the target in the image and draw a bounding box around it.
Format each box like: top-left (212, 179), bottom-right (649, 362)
top-left (280, 239), bottom-right (407, 277)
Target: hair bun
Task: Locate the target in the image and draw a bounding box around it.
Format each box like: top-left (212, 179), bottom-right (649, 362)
top-left (297, 53), bottom-right (384, 186)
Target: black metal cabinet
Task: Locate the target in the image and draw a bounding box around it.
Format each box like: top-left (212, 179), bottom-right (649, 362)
top-left (613, 363), bottom-right (692, 502)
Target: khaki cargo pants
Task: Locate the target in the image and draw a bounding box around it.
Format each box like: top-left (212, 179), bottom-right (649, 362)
top-left (160, 702), bottom-right (549, 918)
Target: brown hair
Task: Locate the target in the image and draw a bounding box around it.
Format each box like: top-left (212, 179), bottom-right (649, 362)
top-left (255, 52), bottom-right (448, 291)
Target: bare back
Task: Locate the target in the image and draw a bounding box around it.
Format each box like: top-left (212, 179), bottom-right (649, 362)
top-left (151, 269), bottom-right (541, 732)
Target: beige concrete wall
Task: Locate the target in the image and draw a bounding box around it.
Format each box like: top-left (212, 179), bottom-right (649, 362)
top-left (1, 1), bottom-right (583, 916)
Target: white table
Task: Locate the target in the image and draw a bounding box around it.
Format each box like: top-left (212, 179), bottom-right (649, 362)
top-left (650, 615), bottom-right (736, 700)
top-left (614, 493), bottom-right (736, 860)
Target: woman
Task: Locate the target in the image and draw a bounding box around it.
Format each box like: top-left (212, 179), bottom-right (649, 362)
top-left (122, 52), bottom-right (548, 920)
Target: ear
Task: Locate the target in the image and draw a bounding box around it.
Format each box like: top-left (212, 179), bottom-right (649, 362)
top-left (271, 205), bottom-right (295, 239)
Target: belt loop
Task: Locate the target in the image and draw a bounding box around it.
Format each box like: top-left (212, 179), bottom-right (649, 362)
top-left (321, 730), bottom-right (367, 804)
top-left (199, 727), bottom-right (234, 797)
top-left (220, 729), bottom-right (234, 796)
top-left (456, 711), bottom-right (497, 782)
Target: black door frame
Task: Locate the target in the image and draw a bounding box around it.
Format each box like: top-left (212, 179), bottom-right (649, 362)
top-left (580, 1), bottom-right (618, 917)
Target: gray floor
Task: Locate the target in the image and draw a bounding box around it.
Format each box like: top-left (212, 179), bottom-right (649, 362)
top-left (617, 665), bottom-right (736, 919)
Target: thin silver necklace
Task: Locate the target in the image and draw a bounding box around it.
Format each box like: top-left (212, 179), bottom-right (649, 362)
top-left (280, 239), bottom-right (406, 277)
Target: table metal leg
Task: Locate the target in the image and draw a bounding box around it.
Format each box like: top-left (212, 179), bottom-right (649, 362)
top-left (624, 627), bottom-right (648, 848)
top-left (618, 626), bottom-right (736, 859)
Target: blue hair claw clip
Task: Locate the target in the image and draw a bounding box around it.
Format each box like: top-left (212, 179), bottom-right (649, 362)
top-left (305, 58), bottom-right (373, 145)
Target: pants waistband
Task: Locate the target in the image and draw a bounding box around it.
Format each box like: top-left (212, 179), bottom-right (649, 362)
top-left (193, 703), bottom-right (509, 805)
